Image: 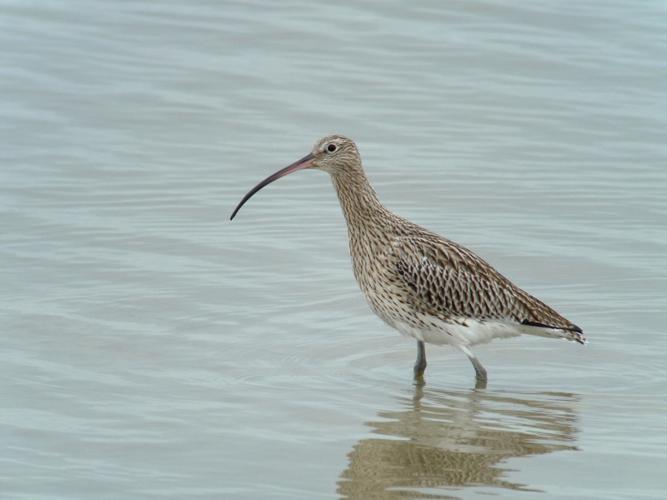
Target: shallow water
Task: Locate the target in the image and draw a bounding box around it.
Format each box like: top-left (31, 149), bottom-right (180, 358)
top-left (2, 0), bottom-right (667, 498)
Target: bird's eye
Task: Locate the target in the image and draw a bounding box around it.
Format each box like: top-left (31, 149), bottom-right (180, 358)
top-left (327, 143), bottom-right (337, 153)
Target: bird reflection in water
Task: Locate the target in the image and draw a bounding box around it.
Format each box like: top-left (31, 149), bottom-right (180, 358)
top-left (338, 385), bottom-right (579, 499)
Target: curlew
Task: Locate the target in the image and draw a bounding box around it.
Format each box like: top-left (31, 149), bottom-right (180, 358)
top-left (230, 135), bottom-right (584, 386)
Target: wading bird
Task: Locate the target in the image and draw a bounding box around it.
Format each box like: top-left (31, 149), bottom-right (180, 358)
top-left (230, 135), bottom-right (584, 386)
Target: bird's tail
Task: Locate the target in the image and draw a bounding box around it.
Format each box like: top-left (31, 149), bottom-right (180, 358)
top-left (520, 320), bottom-right (587, 345)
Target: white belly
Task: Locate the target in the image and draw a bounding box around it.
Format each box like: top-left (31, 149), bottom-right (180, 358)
top-left (389, 313), bottom-right (522, 347)
top-left (361, 279), bottom-right (522, 348)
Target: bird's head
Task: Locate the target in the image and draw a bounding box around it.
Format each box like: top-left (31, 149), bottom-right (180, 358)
top-left (230, 134), bottom-right (360, 220)
top-left (309, 134), bottom-right (360, 174)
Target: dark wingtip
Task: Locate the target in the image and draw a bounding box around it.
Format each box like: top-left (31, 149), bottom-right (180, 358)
top-left (521, 319), bottom-right (583, 333)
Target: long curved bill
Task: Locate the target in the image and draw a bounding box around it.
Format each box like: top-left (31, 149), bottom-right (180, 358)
top-left (230, 153), bottom-right (315, 220)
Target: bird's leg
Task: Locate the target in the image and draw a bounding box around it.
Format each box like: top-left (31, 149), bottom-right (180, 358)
top-left (471, 357), bottom-right (487, 382)
top-left (413, 340), bottom-right (427, 380)
top-left (459, 346), bottom-right (488, 388)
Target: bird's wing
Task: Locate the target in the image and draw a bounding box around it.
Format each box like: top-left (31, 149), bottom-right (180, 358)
top-left (388, 234), bottom-right (581, 333)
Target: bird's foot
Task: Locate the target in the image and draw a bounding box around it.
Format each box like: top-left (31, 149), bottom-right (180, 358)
top-left (474, 376), bottom-right (487, 390)
top-left (474, 367), bottom-right (488, 389)
top-left (413, 365), bottom-right (426, 385)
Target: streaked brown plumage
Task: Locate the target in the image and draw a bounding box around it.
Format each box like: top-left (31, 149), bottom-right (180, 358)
top-left (231, 135), bottom-right (584, 386)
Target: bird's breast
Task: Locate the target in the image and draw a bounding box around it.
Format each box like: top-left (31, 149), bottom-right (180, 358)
top-left (348, 236), bottom-right (421, 332)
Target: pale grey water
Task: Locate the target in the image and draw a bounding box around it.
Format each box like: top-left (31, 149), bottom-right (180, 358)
top-left (2, 0), bottom-right (667, 498)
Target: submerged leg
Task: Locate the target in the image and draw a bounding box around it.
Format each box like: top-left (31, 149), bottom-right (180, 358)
top-left (459, 345), bottom-right (488, 387)
top-left (413, 340), bottom-right (427, 380)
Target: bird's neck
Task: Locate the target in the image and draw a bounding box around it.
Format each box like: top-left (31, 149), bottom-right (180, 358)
top-left (330, 168), bottom-right (390, 232)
